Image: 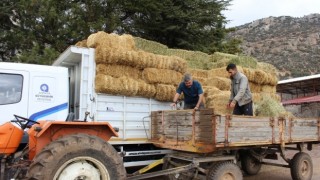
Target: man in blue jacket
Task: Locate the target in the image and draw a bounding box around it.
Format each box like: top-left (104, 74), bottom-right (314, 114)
top-left (171, 73), bottom-right (204, 110)
top-left (226, 63), bottom-right (253, 115)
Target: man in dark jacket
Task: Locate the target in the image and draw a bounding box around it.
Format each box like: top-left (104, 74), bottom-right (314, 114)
top-left (226, 63), bottom-right (253, 115)
top-left (171, 73), bottom-right (204, 110)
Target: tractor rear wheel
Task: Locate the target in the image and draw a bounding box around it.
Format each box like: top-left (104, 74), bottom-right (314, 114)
top-left (27, 134), bottom-right (126, 180)
top-left (290, 152), bottom-right (313, 180)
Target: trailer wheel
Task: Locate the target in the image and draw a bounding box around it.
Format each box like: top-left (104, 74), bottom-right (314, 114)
top-left (241, 152), bottom-right (261, 175)
top-left (290, 152), bottom-right (313, 180)
top-left (163, 158), bottom-right (194, 180)
top-left (26, 134), bottom-right (126, 180)
top-left (207, 161), bottom-right (243, 180)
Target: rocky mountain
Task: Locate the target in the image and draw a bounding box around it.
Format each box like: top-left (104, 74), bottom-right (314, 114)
top-left (227, 13), bottom-right (320, 79)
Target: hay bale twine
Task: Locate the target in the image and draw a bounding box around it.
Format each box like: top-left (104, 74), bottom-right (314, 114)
top-left (155, 84), bottom-right (176, 102)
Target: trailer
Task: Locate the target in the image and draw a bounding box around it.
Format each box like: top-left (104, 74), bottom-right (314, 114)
top-left (127, 108), bottom-right (320, 180)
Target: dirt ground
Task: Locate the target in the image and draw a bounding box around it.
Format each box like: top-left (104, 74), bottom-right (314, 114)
top-left (142, 144), bottom-right (320, 180)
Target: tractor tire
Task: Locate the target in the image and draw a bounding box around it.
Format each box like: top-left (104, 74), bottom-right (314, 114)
top-left (290, 152), bottom-right (313, 180)
top-left (162, 158), bottom-right (194, 180)
top-left (241, 152), bottom-right (261, 175)
top-left (207, 161), bottom-right (243, 180)
top-left (26, 134), bottom-right (126, 180)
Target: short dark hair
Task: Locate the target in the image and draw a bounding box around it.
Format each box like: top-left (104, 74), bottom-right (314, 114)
top-left (226, 63), bottom-right (237, 71)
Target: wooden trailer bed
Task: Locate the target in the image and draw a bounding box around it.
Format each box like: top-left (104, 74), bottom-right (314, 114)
top-left (150, 109), bottom-right (320, 153)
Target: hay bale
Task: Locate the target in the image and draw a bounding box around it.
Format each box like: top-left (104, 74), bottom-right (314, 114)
top-left (96, 64), bottom-right (142, 79)
top-left (255, 94), bottom-right (287, 117)
top-left (87, 31), bottom-right (135, 51)
top-left (137, 80), bottom-right (156, 98)
top-left (261, 85), bottom-right (276, 93)
top-left (203, 86), bottom-right (221, 97)
top-left (95, 74), bottom-right (139, 96)
top-left (205, 77), bottom-right (231, 91)
top-left (75, 39), bottom-right (87, 47)
top-left (188, 69), bottom-right (208, 79)
top-left (249, 82), bottom-right (261, 93)
top-left (155, 84), bottom-right (176, 102)
top-left (193, 77), bottom-right (207, 86)
top-left (142, 68), bottom-right (182, 85)
top-left (209, 53), bottom-right (257, 69)
top-left (134, 37), bottom-right (169, 55)
top-left (257, 62), bottom-right (278, 75)
top-left (206, 91), bottom-right (232, 115)
top-left (208, 67), bottom-right (230, 78)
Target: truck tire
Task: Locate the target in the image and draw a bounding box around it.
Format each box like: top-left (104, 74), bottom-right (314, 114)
top-left (241, 152), bottom-right (261, 175)
top-left (207, 161), bottom-right (243, 180)
top-left (162, 158), bottom-right (194, 180)
top-left (26, 134), bottom-right (126, 180)
top-left (290, 152), bottom-right (313, 180)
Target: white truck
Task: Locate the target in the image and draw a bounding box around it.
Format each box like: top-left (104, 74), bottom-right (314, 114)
top-left (0, 46), bottom-right (172, 167)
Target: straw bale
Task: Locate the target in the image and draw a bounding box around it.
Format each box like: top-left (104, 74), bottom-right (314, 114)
top-left (206, 91), bottom-right (232, 115)
top-left (136, 80), bottom-right (156, 98)
top-left (193, 77), bottom-right (207, 86)
top-left (95, 74), bottom-right (138, 96)
top-left (208, 67), bottom-right (230, 78)
top-left (205, 77), bottom-right (231, 91)
top-left (134, 37), bottom-right (169, 55)
top-left (87, 31), bottom-right (135, 51)
top-left (96, 64), bottom-right (142, 79)
top-left (155, 84), bottom-right (176, 102)
top-left (203, 86), bottom-right (221, 97)
top-left (142, 68), bottom-right (182, 85)
top-left (249, 82), bottom-right (261, 93)
top-left (75, 39), bottom-right (87, 47)
top-left (255, 94), bottom-right (286, 117)
top-left (188, 69), bottom-right (208, 79)
top-left (257, 62), bottom-right (278, 75)
top-left (261, 85), bottom-right (276, 93)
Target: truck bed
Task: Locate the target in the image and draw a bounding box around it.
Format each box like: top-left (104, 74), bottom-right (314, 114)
top-left (150, 109), bottom-right (320, 153)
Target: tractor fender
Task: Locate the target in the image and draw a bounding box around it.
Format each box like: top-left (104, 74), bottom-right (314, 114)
top-left (27, 121), bottom-right (118, 160)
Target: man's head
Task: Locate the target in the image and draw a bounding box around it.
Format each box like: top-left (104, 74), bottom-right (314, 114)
top-left (183, 73), bottom-right (193, 88)
top-left (226, 63), bottom-right (238, 77)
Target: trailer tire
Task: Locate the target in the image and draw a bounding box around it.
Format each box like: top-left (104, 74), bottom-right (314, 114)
top-left (26, 134), bottom-right (126, 180)
top-left (207, 161), bottom-right (243, 180)
top-left (290, 152), bottom-right (313, 180)
top-left (241, 152), bottom-right (261, 175)
top-left (163, 158), bottom-right (194, 180)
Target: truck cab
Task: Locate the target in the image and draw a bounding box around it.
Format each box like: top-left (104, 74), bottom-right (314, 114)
top-left (0, 63), bottom-right (68, 124)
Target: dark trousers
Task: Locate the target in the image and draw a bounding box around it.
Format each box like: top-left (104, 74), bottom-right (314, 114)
top-left (184, 103), bottom-right (205, 110)
top-left (233, 101), bottom-right (253, 116)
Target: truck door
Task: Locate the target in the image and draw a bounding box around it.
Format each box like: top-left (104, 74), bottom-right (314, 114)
top-left (0, 70), bottom-right (29, 124)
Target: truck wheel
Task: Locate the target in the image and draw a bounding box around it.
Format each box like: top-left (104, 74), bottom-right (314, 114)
top-left (27, 134), bottom-right (126, 180)
top-left (241, 152), bottom-right (261, 175)
top-left (207, 161), bottom-right (243, 180)
top-left (162, 158), bottom-right (194, 180)
top-left (290, 152), bottom-right (313, 180)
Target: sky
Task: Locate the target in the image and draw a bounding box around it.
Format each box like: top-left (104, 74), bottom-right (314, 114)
top-left (224, 0), bottom-right (320, 27)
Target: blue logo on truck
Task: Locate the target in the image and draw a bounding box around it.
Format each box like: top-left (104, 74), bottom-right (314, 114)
top-left (40, 84), bottom-right (49, 92)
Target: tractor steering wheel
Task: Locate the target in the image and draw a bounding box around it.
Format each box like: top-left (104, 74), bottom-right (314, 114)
top-left (12, 114), bottom-right (40, 130)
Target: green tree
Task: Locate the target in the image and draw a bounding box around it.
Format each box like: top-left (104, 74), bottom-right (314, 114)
top-left (1, 0), bottom-right (240, 64)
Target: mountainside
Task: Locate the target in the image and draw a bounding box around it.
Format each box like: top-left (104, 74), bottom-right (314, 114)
top-left (227, 13), bottom-right (320, 79)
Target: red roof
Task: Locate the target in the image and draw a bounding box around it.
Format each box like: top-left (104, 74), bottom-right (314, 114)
top-left (282, 95), bottom-right (320, 105)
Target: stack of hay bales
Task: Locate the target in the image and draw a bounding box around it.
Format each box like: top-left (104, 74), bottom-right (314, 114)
top-left (76, 32), bottom-right (284, 117)
top-left (83, 31), bottom-right (186, 102)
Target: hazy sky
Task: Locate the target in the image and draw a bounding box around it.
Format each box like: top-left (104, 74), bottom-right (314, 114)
top-left (224, 0), bottom-right (320, 27)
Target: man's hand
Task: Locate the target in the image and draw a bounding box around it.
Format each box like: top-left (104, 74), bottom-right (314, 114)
top-left (229, 101), bottom-right (236, 108)
top-left (194, 106), bottom-right (199, 111)
top-left (170, 102), bottom-right (177, 107)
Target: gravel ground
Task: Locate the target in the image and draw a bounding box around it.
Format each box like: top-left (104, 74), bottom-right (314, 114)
top-left (133, 144), bottom-right (320, 180)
